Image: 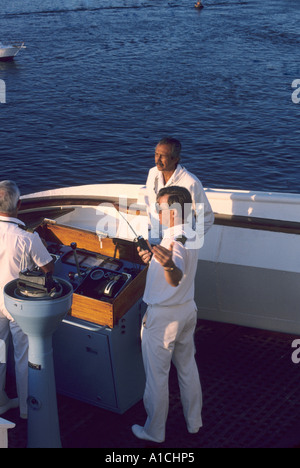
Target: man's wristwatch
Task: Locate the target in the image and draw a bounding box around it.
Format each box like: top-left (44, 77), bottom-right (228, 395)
top-left (164, 265), bottom-right (175, 272)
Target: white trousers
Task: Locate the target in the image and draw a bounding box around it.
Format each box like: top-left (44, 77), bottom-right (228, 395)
top-left (141, 301), bottom-right (203, 442)
top-left (0, 313), bottom-right (28, 415)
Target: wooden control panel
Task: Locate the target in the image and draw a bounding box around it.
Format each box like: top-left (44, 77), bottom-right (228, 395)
top-left (38, 222), bottom-right (148, 328)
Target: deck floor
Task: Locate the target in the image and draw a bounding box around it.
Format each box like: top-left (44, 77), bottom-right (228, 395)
top-left (5, 319), bottom-right (300, 449)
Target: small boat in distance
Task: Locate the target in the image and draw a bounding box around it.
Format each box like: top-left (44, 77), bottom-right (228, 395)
top-left (0, 41), bottom-right (26, 62)
top-left (194, 1), bottom-right (204, 9)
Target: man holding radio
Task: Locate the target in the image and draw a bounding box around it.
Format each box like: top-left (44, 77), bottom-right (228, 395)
top-left (132, 185), bottom-right (203, 444)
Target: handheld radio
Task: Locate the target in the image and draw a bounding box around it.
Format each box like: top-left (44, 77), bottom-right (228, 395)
top-left (116, 209), bottom-right (152, 256)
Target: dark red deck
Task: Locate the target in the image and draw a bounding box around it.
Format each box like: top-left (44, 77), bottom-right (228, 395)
top-left (5, 319), bottom-right (300, 449)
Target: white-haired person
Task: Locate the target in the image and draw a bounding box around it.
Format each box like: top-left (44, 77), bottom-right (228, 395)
top-left (0, 180), bottom-right (53, 419)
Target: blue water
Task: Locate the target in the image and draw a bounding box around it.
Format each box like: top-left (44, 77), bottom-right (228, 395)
top-left (1, 0), bottom-right (300, 195)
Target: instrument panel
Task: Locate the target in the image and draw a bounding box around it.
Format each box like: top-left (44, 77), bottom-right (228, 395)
top-left (47, 242), bottom-right (144, 302)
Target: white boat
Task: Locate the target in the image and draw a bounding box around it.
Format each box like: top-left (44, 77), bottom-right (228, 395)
top-left (0, 42), bottom-right (26, 62)
top-left (20, 183), bottom-right (300, 336)
top-left (4, 181), bottom-right (297, 449)
top-left (15, 183), bottom-right (300, 415)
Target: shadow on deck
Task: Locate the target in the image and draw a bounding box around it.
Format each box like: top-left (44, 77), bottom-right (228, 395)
top-left (5, 319), bottom-right (300, 449)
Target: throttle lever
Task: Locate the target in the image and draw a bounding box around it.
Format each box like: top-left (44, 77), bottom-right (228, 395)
top-left (104, 275), bottom-right (122, 296)
top-left (70, 242), bottom-right (82, 277)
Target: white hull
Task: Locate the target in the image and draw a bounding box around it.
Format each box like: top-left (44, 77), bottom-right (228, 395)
top-left (198, 189), bottom-right (300, 334)
top-left (0, 42), bottom-right (25, 61)
top-left (21, 184), bottom-right (300, 335)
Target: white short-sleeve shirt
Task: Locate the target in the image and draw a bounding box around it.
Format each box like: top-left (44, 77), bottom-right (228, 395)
top-left (145, 165), bottom-right (214, 236)
top-left (143, 225), bottom-right (199, 307)
top-left (0, 216), bottom-right (53, 319)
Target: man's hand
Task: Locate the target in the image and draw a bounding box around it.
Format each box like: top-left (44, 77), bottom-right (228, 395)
top-left (137, 241), bottom-right (153, 265)
top-left (40, 259), bottom-right (55, 275)
top-left (153, 242), bottom-right (183, 287)
top-left (152, 242), bottom-right (175, 269)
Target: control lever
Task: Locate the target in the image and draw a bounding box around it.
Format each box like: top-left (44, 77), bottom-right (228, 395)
top-left (104, 274), bottom-right (122, 297)
top-left (70, 242), bottom-right (82, 277)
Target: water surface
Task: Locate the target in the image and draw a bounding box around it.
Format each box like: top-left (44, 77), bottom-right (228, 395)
top-left (1, 0), bottom-right (300, 195)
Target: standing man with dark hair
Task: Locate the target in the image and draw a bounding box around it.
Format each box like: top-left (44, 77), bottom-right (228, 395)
top-left (0, 180), bottom-right (54, 419)
top-left (132, 186), bottom-right (202, 444)
top-left (144, 137), bottom-right (214, 240)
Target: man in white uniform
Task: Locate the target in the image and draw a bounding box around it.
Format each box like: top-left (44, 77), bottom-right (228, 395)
top-left (132, 186), bottom-right (203, 443)
top-left (0, 180), bottom-right (54, 419)
top-left (144, 137), bottom-right (214, 240)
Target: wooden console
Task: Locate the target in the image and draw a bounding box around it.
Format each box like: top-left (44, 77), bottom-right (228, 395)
top-left (38, 222), bottom-right (148, 328)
